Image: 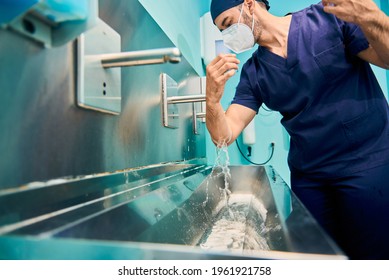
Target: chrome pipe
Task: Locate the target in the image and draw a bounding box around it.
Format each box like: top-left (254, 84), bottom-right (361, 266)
top-left (167, 95), bottom-right (206, 104)
top-left (101, 47), bottom-right (181, 68)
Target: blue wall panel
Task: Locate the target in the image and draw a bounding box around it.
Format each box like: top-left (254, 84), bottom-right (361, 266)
top-left (138, 0), bottom-right (211, 76)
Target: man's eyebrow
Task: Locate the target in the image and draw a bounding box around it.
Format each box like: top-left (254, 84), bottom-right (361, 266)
top-left (221, 16), bottom-right (229, 28)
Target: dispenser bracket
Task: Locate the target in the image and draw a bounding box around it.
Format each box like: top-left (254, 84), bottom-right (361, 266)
top-left (161, 73), bottom-right (180, 128)
top-left (77, 19), bottom-right (121, 115)
top-left (2, 0), bottom-right (98, 48)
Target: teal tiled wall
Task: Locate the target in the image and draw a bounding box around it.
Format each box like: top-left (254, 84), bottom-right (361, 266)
top-left (138, 0), bottom-right (210, 76)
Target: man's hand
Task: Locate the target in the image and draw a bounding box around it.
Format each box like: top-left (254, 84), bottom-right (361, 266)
top-left (323, 0), bottom-right (389, 68)
top-left (205, 53), bottom-right (241, 146)
top-left (206, 54), bottom-right (240, 105)
top-left (322, 0), bottom-right (380, 25)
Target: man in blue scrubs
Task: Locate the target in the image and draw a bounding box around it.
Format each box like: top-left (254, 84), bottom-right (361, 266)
top-left (206, 0), bottom-right (389, 259)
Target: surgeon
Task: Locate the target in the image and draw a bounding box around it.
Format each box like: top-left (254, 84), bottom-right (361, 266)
top-left (206, 0), bottom-right (389, 259)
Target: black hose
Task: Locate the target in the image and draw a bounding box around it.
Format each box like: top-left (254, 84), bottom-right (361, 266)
top-left (235, 140), bottom-right (275, 165)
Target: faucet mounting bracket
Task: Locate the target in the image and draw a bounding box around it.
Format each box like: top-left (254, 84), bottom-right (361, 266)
top-left (76, 19), bottom-right (122, 115)
top-left (161, 73), bottom-right (206, 133)
top-left (161, 73), bottom-right (180, 128)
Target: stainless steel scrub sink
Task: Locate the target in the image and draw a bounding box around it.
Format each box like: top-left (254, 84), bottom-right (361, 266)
top-left (0, 161), bottom-right (346, 259)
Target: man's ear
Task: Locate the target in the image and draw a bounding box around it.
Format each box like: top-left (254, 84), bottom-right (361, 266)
top-left (244, 0), bottom-right (256, 15)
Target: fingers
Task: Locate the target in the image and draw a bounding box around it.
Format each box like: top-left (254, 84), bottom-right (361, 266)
top-left (215, 62), bottom-right (239, 77)
top-left (210, 53), bottom-right (240, 68)
top-left (206, 54), bottom-right (240, 103)
top-left (322, 0), bottom-right (333, 5)
top-left (323, 4), bottom-right (336, 14)
top-left (207, 54), bottom-right (240, 80)
top-left (322, 0), bottom-right (336, 13)
top-left (322, 1), bottom-right (354, 23)
top-left (323, 0), bottom-right (342, 6)
top-left (322, 0), bottom-right (344, 19)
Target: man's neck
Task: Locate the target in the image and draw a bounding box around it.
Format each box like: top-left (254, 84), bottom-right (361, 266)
top-left (256, 12), bottom-right (292, 58)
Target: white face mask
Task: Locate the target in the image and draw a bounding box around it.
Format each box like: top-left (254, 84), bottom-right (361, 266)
top-left (221, 5), bottom-right (255, 54)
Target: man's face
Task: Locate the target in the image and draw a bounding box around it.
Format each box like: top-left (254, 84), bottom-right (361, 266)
top-left (214, 3), bottom-right (262, 46)
top-left (214, 6), bottom-right (242, 32)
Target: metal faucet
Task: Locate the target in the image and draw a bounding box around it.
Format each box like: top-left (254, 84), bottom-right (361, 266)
top-left (161, 73), bottom-right (206, 131)
top-left (100, 47), bottom-right (182, 68)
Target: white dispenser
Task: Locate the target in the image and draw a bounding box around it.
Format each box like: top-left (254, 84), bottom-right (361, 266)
top-left (243, 119), bottom-right (256, 146)
top-left (200, 11), bottom-right (231, 66)
top-left (0, 0), bottom-right (97, 48)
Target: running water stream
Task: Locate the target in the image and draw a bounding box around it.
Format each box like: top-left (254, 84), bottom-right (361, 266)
top-left (202, 142), bottom-right (231, 207)
top-left (199, 143), bottom-right (270, 253)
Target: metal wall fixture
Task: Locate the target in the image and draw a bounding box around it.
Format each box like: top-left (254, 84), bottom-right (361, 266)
top-left (0, 0), bottom-right (98, 48)
top-left (77, 19), bottom-right (182, 115)
top-left (193, 103), bottom-right (206, 135)
top-left (161, 73), bottom-right (206, 134)
top-left (101, 48), bottom-right (181, 68)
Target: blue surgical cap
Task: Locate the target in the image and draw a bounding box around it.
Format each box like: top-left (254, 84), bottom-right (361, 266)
top-left (210, 0), bottom-right (270, 23)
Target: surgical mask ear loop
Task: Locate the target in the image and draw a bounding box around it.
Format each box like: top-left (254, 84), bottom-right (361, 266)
top-left (250, 10), bottom-right (254, 31)
top-left (238, 4), bottom-right (255, 32)
top-left (237, 4), bottom-right (244, 26)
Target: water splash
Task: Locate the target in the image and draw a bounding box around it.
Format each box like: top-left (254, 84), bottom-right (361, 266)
top-left (203, 141), bottom-right (232, 211)
top-left (215, 142), bottom-right (232, 201)
top-left (124, 172), bottom-right (129, 184)
top-left (202, 180), bottom-right (210, 208)
top-left (199, 194), bottom-right (270, 253)
top-left (198, 142), bottom-right (273, 253)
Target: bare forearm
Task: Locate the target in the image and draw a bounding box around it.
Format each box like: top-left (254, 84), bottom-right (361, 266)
top-left (323, 0), bottom-right (389, 65)
top-left (358, 8), bottom-right (389, 65)
top-left (205, 54), bottom-right (256, 147)
top-left (205, 54), bottom-right (240, 146)
top-left (206, 102), bottom-right (233, 146)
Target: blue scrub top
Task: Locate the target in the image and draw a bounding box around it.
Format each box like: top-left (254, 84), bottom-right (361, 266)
top-left (232, 3), bottom-right (389, 178)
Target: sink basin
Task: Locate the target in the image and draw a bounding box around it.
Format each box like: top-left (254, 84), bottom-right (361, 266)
top-left (0, 161), bottom-right (346, 259)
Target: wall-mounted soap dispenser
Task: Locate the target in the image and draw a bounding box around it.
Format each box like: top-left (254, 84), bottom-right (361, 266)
top-left (0, 0), bottom-right (98, 48)
top-left (200, 11), bottom-right (232, 66)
